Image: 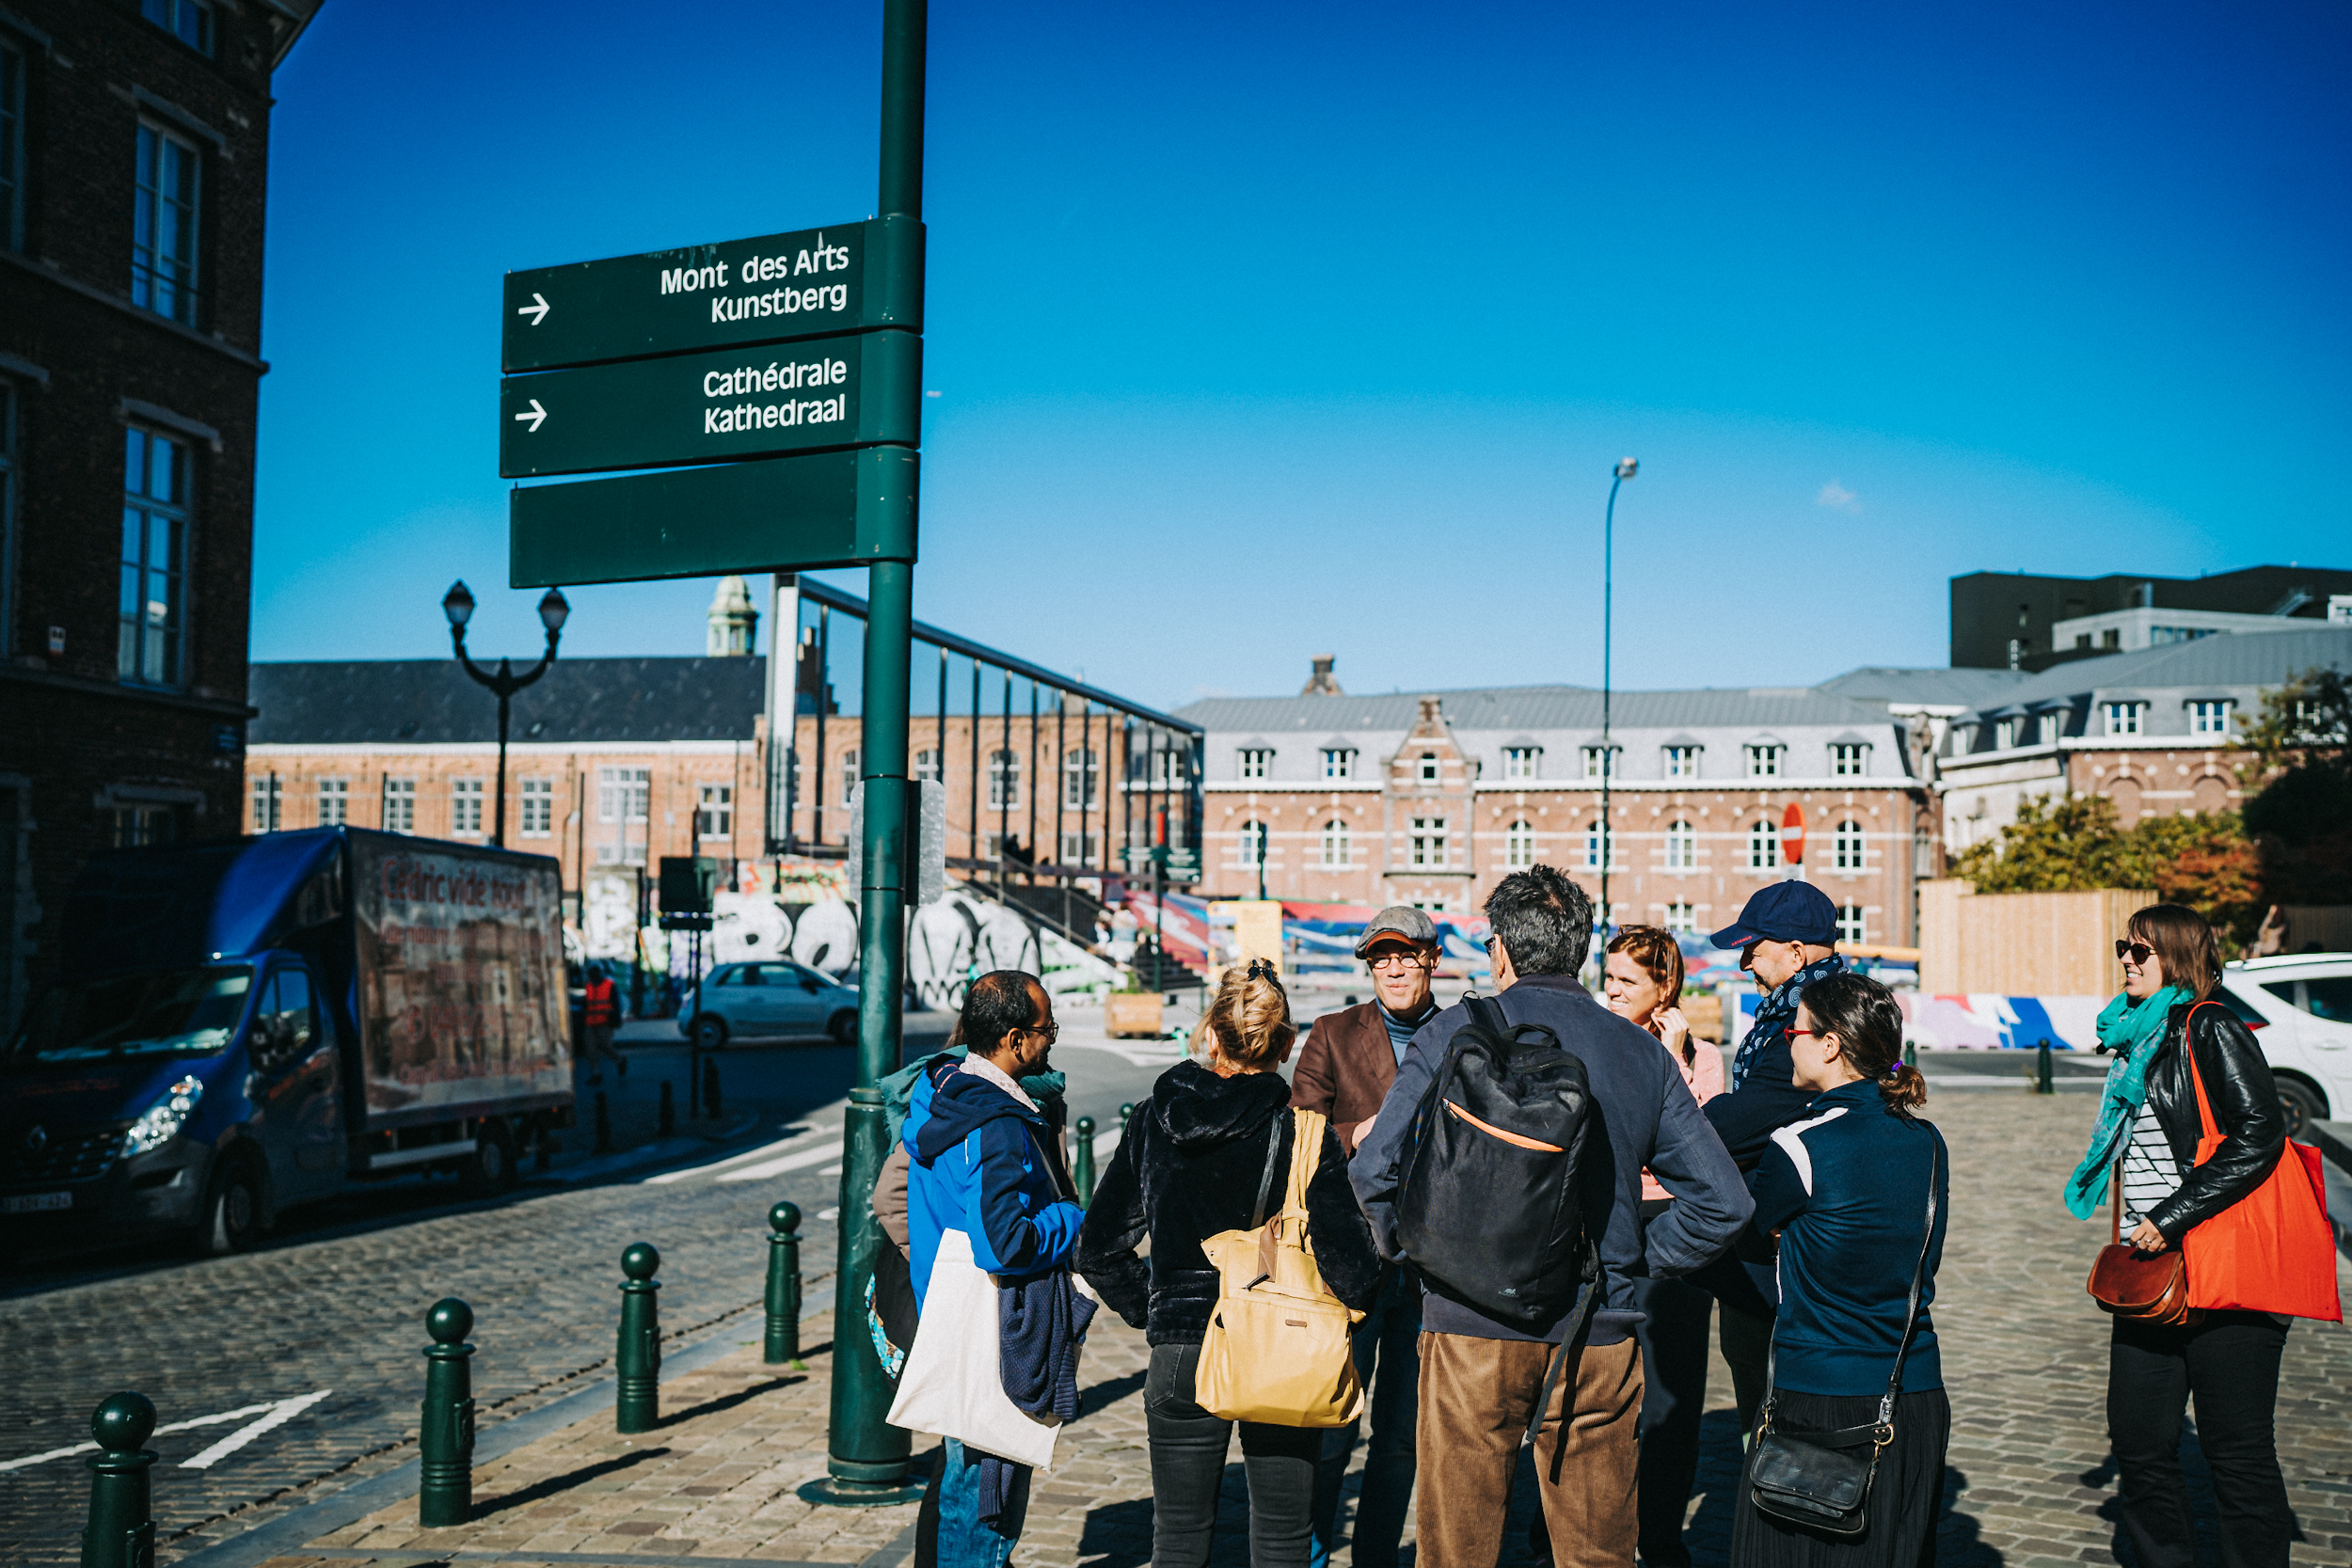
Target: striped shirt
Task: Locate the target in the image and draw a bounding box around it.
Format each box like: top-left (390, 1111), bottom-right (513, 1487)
top-left (2119, 1101), bottom-right (2183, 1227)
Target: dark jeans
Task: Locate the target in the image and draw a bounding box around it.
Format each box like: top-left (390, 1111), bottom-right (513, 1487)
top-left (1146, 1340), bottom-right (1325, 1568)
top-left (1632, 1271), bottom-right (1715, 1567)
top-left (1309, 1266), bottom-right (1421, 1568)
top-left (2108, 1310), bottom-right (2293, 1568)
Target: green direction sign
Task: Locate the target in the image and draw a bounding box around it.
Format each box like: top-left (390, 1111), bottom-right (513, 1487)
top-left (499, 330), bottom-right (918, 479)
top-left (501, 215), bottom-right (921, 372)
top-left (510, 447), bottom-right (916, 588)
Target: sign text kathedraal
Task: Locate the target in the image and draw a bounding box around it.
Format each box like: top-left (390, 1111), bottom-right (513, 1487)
top-left (501, 215), bottom-right (921, 372)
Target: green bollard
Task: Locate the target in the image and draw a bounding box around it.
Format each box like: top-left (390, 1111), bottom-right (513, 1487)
top-left (2037, 1037), bottom-right (2055, 1096)
top-left (80, 1393), bottom-right (156, 1568)
top-left (765, 1201), bottom-right (803, 1366)
top-left (593, 1091), bottom-right (612, 1154)
top-left (1119, 1101), bottom-right (1136, 1131)
top-left (704, 1058), bottom-right (723, 1120)
top-left (615, 1243), bottom-right (661, 1433)
top-left (658, 1082), bottom-right (675, 1137)
top-left (1073, 1117), bottom-right (1097, 1208)
top-left (418, 1298), bottom-right (476, 1527)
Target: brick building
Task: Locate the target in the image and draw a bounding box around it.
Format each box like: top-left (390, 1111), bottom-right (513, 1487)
top-left (1174, 665), bottom-right (1935, 947)
top-left (0, 0), bottom-right (322, 1029)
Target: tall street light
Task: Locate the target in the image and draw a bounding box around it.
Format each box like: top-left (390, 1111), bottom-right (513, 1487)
top-left (443, 580), bottom-right (570, 847)
top-left (1599, 457), bottom-right (1637, 940)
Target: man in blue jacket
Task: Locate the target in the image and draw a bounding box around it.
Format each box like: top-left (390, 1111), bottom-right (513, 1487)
top-left (1351, 867), bottom-right (1751, 1568)
top-left (904, 970), bottom-right (1085, 1568)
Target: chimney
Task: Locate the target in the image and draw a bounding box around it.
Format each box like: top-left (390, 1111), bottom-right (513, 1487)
top-left (1301, 654), bottom-right (1343, 697)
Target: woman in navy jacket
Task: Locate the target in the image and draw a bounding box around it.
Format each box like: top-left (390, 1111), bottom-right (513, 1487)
top-left (1731, 973), bottom-right (1950, 1568)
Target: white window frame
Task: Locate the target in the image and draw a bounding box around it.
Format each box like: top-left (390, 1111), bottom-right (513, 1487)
top-left (1748, 818), bottom-right (1781, 870)
top-left (519, 778), bottom-right (554, 837)
top-left (1063, 748), bottom-right (1098, 809)
top-left (1583, 820), bottom-right (1617, 871)
top-left (1237, 819), bottom-right (1267, 868)
top-left (1663, 745), bottom-right (1700, 779)
top-left (1409, 816), bottom-right (1448, 868)
top-left (1505, 818), bottom-right (1536, 870)
top-left (1320, 817), bottom-right (1351, 867)
top-left (384, 778), bottom-right (417, 833)
top-left (2105, 702), bottom-right (2144, 736)
top-left (697, 783), bottom-right (734, 840)
top-left (1745, 744), bottom-right (1783, 778)
top-left (250, 774), bottom-right (280, 832)
top-left (840, 748), bottom-right (860, 808)
top-left (1831, 743), bottom-right (1869, 776)
top-left (1059, 831), bottom-right (1096, 866)
top-left (1837, 903), bottom-right (1867, 945)
top-left (1665, 902), bottom-right (1697, 934)
top-left (1664, 818), bottom-right (1695, 871)
top-left (1321, 748), bottom-right (1356, 780)
top-left (988, 749), bottom-right (1020, 809)
top-left (1834, 818), bottom-right (1865, 872)
top-left (1581, 745), bottom-right (1617, 781)
top-left (317, 777), bottom-right (349, 827)
top-left (914, 748), bottom-right (942, 784)
top-left (1417, 752), bottom-right (1439, 783)
top-left (451, 778), bottom-right (485, 837)
top-left (1995, 719), bottom-right (2020, 752)
top-left (2189, 700), bottom-right (2233, 736)
top-left (1503, 747), bottom-right (1541, 781)
top-left (1238, 749), bottom-right (1273, 781)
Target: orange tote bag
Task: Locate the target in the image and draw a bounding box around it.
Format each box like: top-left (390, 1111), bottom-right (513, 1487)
top-left (2179, 1006), bottom-right (2342, 1322)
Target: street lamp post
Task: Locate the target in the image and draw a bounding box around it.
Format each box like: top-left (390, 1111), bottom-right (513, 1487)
top-left (442, 580), bottom-right (570, 847)
top-left (1599, 457), bottom-right (1636, 940)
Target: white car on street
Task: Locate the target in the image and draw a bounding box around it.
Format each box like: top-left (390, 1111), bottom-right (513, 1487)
top-left (2217, 954), bottom-right (2352, 1138)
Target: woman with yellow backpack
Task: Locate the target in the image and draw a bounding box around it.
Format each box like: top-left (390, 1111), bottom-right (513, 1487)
top-left (1079, 959), bottom-right (1384, 1568)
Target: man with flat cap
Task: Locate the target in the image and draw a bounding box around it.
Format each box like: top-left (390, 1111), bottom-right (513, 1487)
top-left (1292, 905), bottom-right (1442, 1568)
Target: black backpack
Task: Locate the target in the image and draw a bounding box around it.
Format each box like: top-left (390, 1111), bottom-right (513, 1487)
top-left (1395, 993), bottom-right (1597, 1335)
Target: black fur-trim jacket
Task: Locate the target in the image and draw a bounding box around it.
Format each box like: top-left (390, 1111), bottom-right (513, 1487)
top-left (2139, 999), bottom-right (2288, 1243)
top-left (1077, 1059), bottom-right (1383, 1345)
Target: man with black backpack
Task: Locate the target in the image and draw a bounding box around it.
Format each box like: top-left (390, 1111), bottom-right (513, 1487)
top-left (1350, 865), bottom-right (1751, 1568)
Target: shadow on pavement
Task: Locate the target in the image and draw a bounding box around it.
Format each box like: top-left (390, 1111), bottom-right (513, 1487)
top-left (470, 1445), bottom-right (673, 1517)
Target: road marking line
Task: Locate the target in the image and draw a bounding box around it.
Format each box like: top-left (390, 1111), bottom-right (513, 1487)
top-left (0, 1402), bottom-right (286, 1472)
top-left (180, 1389), bottom-right (333, 1469)
top-left (643, 1125), bottom-right (826, 1185)
top-left (717, 1142), bottom-right (846, 1183)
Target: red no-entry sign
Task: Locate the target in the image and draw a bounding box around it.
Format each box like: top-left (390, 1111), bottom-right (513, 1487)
top-left (1781, 803), bottom-right (1806, 865)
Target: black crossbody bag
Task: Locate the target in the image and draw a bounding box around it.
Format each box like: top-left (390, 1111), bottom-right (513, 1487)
top-left (1747, 1134), bottom-right (1942, 1538)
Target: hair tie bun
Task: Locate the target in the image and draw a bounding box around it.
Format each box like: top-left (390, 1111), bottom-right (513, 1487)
top-left (1245, 958), bottom-right (1278, 983)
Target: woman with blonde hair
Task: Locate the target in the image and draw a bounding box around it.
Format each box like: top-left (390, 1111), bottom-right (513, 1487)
top-left (1079, 960), bottom-right (1382, 1568)
top-left (2066, 903), bottom-right (2294, 1568)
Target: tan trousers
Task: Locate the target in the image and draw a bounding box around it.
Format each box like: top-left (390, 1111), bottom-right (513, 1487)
top-left (1413, 1330), bottom-right (1644, 1568)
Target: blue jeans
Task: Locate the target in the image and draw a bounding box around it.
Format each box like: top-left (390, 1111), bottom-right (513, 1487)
top-left (934, 1436), bottom-right (1027, 1568)
top-left (1308, 1267), bottom-right (1421, 1568)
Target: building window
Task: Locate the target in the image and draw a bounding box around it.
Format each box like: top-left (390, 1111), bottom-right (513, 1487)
top-left (0, 38), bottom-right (24, 252)
top-left (134, 122), bottom-right (202, 325)
top-left (141, 0), bottom-right (215, 55)
top-left (384, 778), bottom-right (417, 833)
top-left (1237, 820), bottom-right (1266, 868)
top-left (250, 775), bottom-right (280, 832)
top-left (1831, 743), bottom-right (1869, 776)
top-left (1063, 748), bottom-right (1099, 808)
top-left (1059, 831), bottom-right (1096, 865)
top-left (1663, 745), bottom-right (1699, 779)
top-left (451, 778), bottom-right (484, 836)
top-left (1418, 752), bottom-right (1439, 783)
top-left (1503, 747), bottom-right (1541, 781)
top-left (1838, 903), bottom-right (1867, 945)
top-left (1410, 816), bottom-right (1448, 867)
top-left (1583, 820), bottom-right (1615, 871)
top-left (1320, 818), bottom-right (1351, 867)
top-left (120, 428), bottom-right (189, 688)
top-left (596, 767), bottom-right (649, 863)
top-left (1321, 748), bottom-right (1356, 780)
top-left (2190, 700), bottom-right (2233, 736)
top-left (519, 779), bottom-right (553, 837)
top-left (988, 750), bottom-right (1020, 808)
top-left (1994, 719), bottom-right (2019, 752)
top-left (1664, 902), bottom-right (1696, 934)
top-left (110, 804), bottom-right (180, 847)
top-left (318, 778), bottom-right (348, 827)
top-left (1505, 818), bottom-right (1536, 870)
top-left (1748, 818), bottom-right (1780, 870)
top-left (1834, 818), bottom-right (1864, 872)
top-left (697, 784), bottom-right (733, 839)
top-left (914, 748), bottom-right (942, 784)
top-left (1581, 746), bottom-right (1617, 780)
top-left (1664, 818), bottom-right (1695, 871)
top-left (840, 749), bottom-right (860, 808)
top-left (1238, 748), bottom-right (1272, 780)
top-left (1745, 744), bottom-right (1783, 778)
top-left (2105, 702), bottom-right (2144, 736)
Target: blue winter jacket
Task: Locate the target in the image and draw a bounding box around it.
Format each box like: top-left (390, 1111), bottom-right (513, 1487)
top-left (904, 1058), bottom-right (1086, 1306)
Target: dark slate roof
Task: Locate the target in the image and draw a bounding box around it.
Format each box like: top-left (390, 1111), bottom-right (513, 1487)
top-left (1174, 683), bottom-right (1894, 734)
top-left (1950, 626), bottom-right (2352, 718)
top-left (248, 657), bottom-right (768, 745)
top-left (1817, 666), bottom-right (2037, 708)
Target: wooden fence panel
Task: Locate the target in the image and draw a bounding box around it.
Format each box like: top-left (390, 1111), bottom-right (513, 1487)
top-left (1916, 882), bottom-right (2154, 994)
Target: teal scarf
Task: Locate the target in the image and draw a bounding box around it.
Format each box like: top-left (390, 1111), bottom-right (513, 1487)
top-left (2063, 986), bottom-right (2192, 1219)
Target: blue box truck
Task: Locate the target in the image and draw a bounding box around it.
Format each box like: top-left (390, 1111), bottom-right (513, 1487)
top-left (1, 827), bottom-right (572, 1254)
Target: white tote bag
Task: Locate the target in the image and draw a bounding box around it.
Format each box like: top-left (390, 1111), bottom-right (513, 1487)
top-left (885, 1228), bottom-right (1061, 1470)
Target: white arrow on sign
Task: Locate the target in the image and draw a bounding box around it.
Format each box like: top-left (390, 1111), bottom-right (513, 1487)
top-left (515, 399), bottom-right (547, 433)
top-left (516, 292), bottom-right (551, 325)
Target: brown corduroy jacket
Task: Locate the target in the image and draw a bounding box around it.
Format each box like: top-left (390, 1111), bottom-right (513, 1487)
top-left (1291, 1001), bottom-right (1406, 1154)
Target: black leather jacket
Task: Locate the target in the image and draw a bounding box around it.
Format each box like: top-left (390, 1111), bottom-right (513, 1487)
top-left (2138, 998), bottom-right (2286, 1243)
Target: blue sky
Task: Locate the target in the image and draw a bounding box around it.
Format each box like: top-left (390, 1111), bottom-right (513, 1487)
top-left (253, 0), bottom-right (2352, 709)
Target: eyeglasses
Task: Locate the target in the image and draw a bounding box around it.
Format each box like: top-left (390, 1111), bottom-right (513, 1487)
top-left (1367, 951), bottom-right (1430, 971)
top-left (2115, 940), bottom-right (2155, 965)
top-left (1787, 1028), bottom-right (1820, 1041)
top-left (1023, 1020), bottom-right (1060, 1043)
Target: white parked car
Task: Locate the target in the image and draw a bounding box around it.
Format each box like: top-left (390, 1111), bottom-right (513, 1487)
top-left (2217, 955), bottom-right (2352, 1139)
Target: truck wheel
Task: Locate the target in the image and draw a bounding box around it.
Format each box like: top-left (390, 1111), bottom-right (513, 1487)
top-left (2277, 1077), bottom-right (2328, 1141)
top-left (458, 1123), bottom-right (518, 1198)
top-left (691, 1014), bottom-right (727, 1053)
top-left (828, 1009), bottom-right (858, 1047)
top-left (199, 1161), bottom-right (265, 1256)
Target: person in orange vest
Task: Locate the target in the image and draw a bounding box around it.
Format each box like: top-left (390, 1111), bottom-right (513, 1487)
top-left (581, 964), bottom-right (626, 1084)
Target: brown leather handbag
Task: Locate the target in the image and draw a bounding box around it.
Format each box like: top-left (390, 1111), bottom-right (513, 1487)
top-left (2086, 1159), bottom-right (2199, 1325)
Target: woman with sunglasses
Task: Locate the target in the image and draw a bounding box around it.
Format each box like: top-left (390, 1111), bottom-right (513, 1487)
top-left (2064, 904), bottom-right (2292, 1568)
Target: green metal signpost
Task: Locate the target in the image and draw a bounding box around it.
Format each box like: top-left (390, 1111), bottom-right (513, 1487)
top-left (496, 0), bottom-right (930, 1510)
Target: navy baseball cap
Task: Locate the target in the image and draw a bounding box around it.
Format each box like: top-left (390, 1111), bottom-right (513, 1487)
top-left (1709, 880), bottom-right (1840, 949)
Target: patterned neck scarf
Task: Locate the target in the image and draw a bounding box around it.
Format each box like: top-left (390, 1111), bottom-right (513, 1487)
top-left (1733, 951), bottom-right (1848, 1090)
top-left (2063, 986), bottom-right (2192, 1219)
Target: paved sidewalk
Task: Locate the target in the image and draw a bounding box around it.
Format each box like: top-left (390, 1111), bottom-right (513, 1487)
top-left (175, 1089), bottom-right (2352, 1568)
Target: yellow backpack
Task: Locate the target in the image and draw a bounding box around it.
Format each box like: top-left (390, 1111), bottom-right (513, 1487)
top-left (1194, 1107), bottom-right (1365, 1427)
